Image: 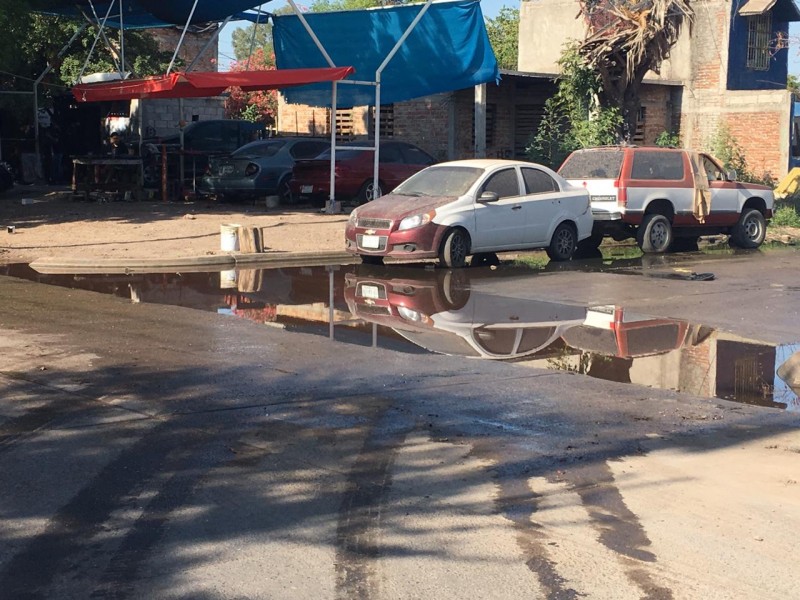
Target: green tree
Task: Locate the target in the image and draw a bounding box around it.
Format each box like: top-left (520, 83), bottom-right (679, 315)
top-left (526, 43), bottom-right (621, 168)
top-left (485, 7), bottom-right (518, 71)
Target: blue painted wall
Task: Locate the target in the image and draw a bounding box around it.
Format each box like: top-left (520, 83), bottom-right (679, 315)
top-left (727, 1), bottom-right (791, 90)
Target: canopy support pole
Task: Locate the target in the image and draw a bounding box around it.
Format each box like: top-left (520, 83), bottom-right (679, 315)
top-left (119, 0), bottom-right (125, 78)
top-left (371, 0), bottom-right (434, 202)
top-left (286, 0), bottom-right (337, 68)
top-left (34, 21), bottom-right (89, 180)
top-left (186, 16), bottom-right (232, 73)
top-left (77, 0), bottom-right (117, 83)
top-left (246, 6), bottom-right (266, 70)
top-left (325, 81), bottom-right (338, 214)
top-left (167, 0), bottom-right (201, 75)
top-left (84, 0), bottom-right (124, 75)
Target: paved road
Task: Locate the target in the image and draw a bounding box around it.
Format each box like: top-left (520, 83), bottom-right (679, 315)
top-left (1, 248), bottom-right (799, 599)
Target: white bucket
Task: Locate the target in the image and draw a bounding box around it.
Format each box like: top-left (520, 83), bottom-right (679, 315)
top-left (220, 269), bottom-right (237, 289)
top-left (220, 223), bottom-right (240, 252)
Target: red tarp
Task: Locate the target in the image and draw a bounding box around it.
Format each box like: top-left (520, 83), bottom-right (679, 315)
top-left (71, 67), bottom-right (356, 102)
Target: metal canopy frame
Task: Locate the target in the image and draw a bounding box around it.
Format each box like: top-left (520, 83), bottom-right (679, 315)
top-left (283, 0), bottom-right (435, 214)
top-left (31, 0), bottom-right (443, 206)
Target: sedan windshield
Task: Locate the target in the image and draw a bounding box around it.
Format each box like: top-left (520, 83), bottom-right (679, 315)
top-left (393, 166), bottom-right (483, 197)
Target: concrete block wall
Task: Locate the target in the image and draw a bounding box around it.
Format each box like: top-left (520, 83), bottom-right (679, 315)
top-left (135, 98), bottom-right (226, 138)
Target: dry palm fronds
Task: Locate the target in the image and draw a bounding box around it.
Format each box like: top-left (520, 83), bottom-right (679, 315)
top-left (578, 0), bottom-right (693, 81)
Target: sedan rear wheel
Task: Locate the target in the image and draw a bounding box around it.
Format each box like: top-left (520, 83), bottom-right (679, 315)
top-left (546, 222), bottom-right (577, 261)
top-left (438, 228), bottom-right (469, 268)
top-left (278, 177), bottom-right (295, 205)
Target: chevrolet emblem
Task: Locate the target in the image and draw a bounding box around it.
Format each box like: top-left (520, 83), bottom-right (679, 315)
top-left (365, 229), bottom-right (376, 235)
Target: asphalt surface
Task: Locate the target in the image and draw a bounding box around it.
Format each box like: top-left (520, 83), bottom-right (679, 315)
top-left (1, 247), bottom-right (799, 598)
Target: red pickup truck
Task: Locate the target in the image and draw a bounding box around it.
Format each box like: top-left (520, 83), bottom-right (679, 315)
top-left (558, 146), bottom-right (774, 253)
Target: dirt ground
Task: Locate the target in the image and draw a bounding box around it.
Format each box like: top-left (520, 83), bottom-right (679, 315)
top-left (1, 183), bottom-right (798, 265)
top-left (0, 184), bottom-right (349, 264)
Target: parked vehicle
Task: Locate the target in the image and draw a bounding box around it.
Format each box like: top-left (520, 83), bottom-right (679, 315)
top-left (199, 137), bottom-right (330, 204)
top-left (345, 159), bottom-right (593, 267)
top-left (142, 119), bottom-right (266, 187)
top-left (558, 146), bottom-right (774, 253)
top-left (291, 140), bottom-right (436, 204)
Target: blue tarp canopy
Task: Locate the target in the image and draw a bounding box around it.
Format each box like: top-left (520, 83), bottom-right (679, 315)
top-left (33, 0), bottom-right (269, 28)
top-left (273, 0), bottom-right (500, 108)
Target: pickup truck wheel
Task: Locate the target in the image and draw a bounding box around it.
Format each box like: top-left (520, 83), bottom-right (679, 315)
top-left (546, 223), bottom-right (577, 261)
top-left (637, 214), bottom-right (673, 253)
top-left (438, 228), bottom-right (469, 268)
top-left (730, 209), bottom-right (766, 249)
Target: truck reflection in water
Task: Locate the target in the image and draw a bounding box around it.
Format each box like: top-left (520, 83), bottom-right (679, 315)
top-left (7, 261), bottom-right (798, 411)
top-left (344, 266), bottom-right (799, 412)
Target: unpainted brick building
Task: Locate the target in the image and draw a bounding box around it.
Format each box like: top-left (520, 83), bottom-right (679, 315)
top-left (518, 0), bottom-right (800, 179)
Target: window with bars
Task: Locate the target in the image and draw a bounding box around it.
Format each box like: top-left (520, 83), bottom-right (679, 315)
top-left (471, 103), bottom-right (496, 148)
top-left (746, 14), bottom-right (772, 71)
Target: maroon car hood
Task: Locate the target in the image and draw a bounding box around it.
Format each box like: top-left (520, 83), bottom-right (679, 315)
top-left (355, 194), bottom-right (458, 221)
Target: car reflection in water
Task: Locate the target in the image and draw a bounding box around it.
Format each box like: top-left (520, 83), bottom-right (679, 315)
top-left (344, 265), bottom-right (587, 360)
top-left (343, 265), bottom-right (799, 411)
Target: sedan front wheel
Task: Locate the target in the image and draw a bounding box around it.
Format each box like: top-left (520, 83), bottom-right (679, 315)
top-left (438, 228), bottom-right (469, 268)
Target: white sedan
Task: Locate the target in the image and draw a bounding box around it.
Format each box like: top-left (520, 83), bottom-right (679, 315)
top-left (344, 159), bottom-right (593, 267)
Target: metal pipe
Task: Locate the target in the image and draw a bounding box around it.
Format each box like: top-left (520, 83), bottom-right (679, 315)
top-left (84, 0), bottom-right (122, 74)
top-left (77, 0), bottom-right (117, 83)
top-left (286, 0), bottom-right (336, 68)
top-left (371, 0), bottom-right (434, 201)
top-left (119, 0), bottom-right (125, 76)
top-left (326, 81), bottom-right (338, 214)
top-left (33, 22), bottom-right (89, 177)
top-left (167, 0), bottom-right (201, 74)
top-left (246, 4), bottom-right (265, 70)
top-left (187, 16), bottom-right (232, 72)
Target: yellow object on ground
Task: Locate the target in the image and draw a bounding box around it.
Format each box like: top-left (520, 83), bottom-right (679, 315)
top-left (774, 167), bottom-right (800, 198)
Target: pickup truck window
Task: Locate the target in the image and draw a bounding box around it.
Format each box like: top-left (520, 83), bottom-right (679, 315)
top-left (559, 150), bottom-right (624, 179)
top-left (630, 151), bottom-right (684, 180)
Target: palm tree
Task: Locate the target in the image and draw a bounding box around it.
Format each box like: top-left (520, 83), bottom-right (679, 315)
top-left (577, 0), bottom-right (693, 140)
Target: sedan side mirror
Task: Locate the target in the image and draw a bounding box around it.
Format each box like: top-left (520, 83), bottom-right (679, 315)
top-left (726, 169), bottom-right (737, 181)
top-left (479, 191), bottom-right (499, 202)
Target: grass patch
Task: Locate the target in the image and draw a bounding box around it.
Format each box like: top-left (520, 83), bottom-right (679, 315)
top-left (771, 204), bottom-right (800, 228)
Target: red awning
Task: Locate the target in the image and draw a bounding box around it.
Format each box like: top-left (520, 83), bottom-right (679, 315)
top-left (71, 67), bottom-right (356, 102)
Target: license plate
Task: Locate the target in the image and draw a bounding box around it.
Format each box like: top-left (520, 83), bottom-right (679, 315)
top-left (361, 235), bottom-right (380, 249)
top-left (360, 284), bottom-right (380, 299)
top-left (301, 185), bottom-right (313, 194)
top-left (220, 165), bottom-right (234, 175)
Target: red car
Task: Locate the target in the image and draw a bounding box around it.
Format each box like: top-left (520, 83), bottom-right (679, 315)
top-left (290, 140), bottom-right (436, 204)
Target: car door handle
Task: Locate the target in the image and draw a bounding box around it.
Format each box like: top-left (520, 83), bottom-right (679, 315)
top-left (512, 205), bottom-right (522, 210)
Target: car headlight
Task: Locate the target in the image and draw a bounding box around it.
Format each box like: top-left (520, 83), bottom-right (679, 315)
top-left (397, 306), bottom-right (424, 322)
top-left (348, 209), bottom-right (358, 226)
top-left (244, 163), bottom-right (259, 177)
top-left (398, 210), bottom-right (435, 231)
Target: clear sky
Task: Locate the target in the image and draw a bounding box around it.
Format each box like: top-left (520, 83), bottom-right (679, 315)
top-left (217, 0), bottom-right (799, 75)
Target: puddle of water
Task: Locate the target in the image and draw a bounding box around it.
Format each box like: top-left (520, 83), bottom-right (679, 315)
top-left (3, 260), bottom-right (799, 412)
